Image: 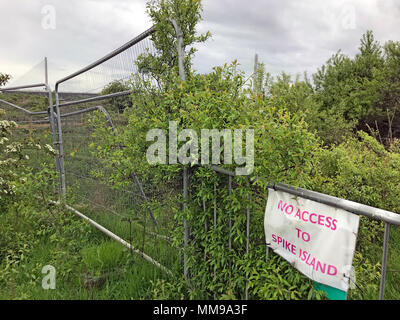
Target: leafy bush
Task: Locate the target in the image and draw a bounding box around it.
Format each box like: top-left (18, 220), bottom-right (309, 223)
top-left (313, 131), bottom-right (400, 213)
top-left (309, 132), bottom-right (400, 299)
top-left (100, 80), bottom-right (132, 113)
top-left (89, 60), bottom-right (323, 299)
top-left (0, 73), bottom-right (10, 87)
top-left (0, 116), bottom-right (57, 211)
top-left (81, 241), bottom-right (126, 273)
top-left (61, 0), bottom-right (400, 300)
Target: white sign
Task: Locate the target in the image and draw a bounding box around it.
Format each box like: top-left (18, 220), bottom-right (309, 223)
top-left (264, 189), bottom-right (360, 291)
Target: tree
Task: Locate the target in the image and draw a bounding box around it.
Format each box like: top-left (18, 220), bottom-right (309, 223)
top-left (101, 80), bottom-right (132, 113)
top-left (310, 31), bottom-right (400, 145)
top-left (0, 73), bottom-right (10, 87)
top-left (244, 30), bottom-right (400, 146)
top-left (136, 0), bottom-right (211, 88)
top-left (310, 31), bottom-right (395, 144)
top-left (377, 40), bottom-right (400, 143)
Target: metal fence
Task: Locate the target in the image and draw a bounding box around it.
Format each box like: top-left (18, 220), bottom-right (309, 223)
top-left (50, 25), bottom-right (180, 274)
top-left (0, 57), bottom-right (59, 176)
top-left (1, 21), bottom-right (400, 301)
top-left (1, 26), bottom-right (178, 276)
top-left (181, 165), bottom-right (400, 299)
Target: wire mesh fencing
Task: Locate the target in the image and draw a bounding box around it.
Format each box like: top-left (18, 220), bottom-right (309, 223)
top-left (56, 27), bottom-right (157, 104)
top-left (60, 106), bottom-right (180, 273)
top-left (0, 58), bottom-right (57, 179)
top-left (2, 20), bottom-right (400, 300)
top-left (49, 25), bottom-right (182, 275)
top-left (5, 59), bottom-right (47, 89)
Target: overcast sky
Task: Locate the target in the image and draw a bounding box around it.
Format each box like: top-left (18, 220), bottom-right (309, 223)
top-left (1, 0), bottom-right (400, 87)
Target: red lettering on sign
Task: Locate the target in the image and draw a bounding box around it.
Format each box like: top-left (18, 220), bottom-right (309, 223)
top-left (318, 215), bottom-right (325, 226)
top-left (275, 199), bottom-right (339, 231)
top-left (278, 200), bottom-right (287, 212)
top-left (298, 249), bottom-right (338, 277)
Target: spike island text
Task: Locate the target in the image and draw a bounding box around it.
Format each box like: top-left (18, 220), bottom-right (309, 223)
top-left (264, 189), bottom-right (360, 291)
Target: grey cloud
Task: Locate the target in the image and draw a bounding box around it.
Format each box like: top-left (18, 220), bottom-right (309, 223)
top-left (1, 0), bottom-right (399, 87)
top-left (205, 0), bottom-right (393, 79)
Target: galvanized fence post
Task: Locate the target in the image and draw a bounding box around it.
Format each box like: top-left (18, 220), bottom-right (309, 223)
top-left (228, 175), bottom-right (232, 252)
top-left (379, 222), bottom-right (390, 300)
top-left (183, 166), bottom-right (190, 279)
top-left (170, 16), bottom-right (190, 280)
top-left (245, 192), bottom-right (250, 300)
top-left (54, 87), bottom-right (66, 197)
top-left (214, 182), bottom-right (217, 229)
top-left (213, 182), bottom-right (217, 299)
top-left (203, 199), bottom-right (207, 261)
top-left (228, 175), bottom-right (233, 277)
top-left (44, 58), bottom-right (60, 177)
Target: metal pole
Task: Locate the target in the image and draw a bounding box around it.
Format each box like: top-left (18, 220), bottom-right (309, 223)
top-left (0, 98), bottom-right (40, 115)
top-left (57, 90), bottom-right (131, 109)
top-left (44, 57), bottom-right (60, 176)
top-left (63, 203), bottom-right (172, 275)
top-left (245, 193), bottom-right (250, 300)
top-left (171, 17), bottom-right (189, 279)
top-left (203, 199), bottom-right (208, 233)
top-left (44, 57), bottom-right (49, 86)
top-left (203, 199), bottom-right (207, 261)
top-left (0, 83), bottom-right (46, 92)
top-left (45, 85), bottom-right (59, 172)
top-left (379, 222), bottom-right (390, 300)
top-left (213, 182), bottom-right (217, 300)
top-left (214, 183), bottom-right (217, 228)
top-left (228, 176), bottom-right (232, 253)
top-left (272, 183), bottom-right (400, 226)
top-left (54, 89), bottom-right (66, 197)
top-left (55, 27), bottom-right (155, 86)
top-left (228, 176), bottom-right (233, 277)
top-left (183, 166), bottom-right (190, 279)
top-left (253, 53), bottom-right (258, 93)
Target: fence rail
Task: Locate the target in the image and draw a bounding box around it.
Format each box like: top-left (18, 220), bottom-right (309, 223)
top-left (1, 21), bottom-right (399, 301)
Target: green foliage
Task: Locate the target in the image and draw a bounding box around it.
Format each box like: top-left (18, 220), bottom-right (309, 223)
top-left (0, 111), bottom-right (84, 299)
top-left (0, 73), bottom-right (10, 87)
top-left (0, 119), bottom-right (170, 299)
top-left (89, 26), bottom-right (400, 298)
top-left (137, 0), bottom-right (211, 86)
top-left (0, 117), bottom-right (57, 211)
top-left (248, 254), bottom-right (326, 300)
top-left (100, 80), bottom-right (132, 113)
top-left (0, 91), bottom-right (49, 113)
top-left (313, 131), bottom-right (400, 214)
top-left (90, 59), bottom-right (321, 299)
top-left (58, 6), bottom-right (400, 300)
top-left (313, 132), bottom-right (400, 246)
top-left (3, 2), bottom-right (400, 300)
top-left (253, 31), bottom-right (400, 146)
top-left (146, 277), bottom-right (190, 299)
top-left (347, 251), bottom-right (381, 300)
top-left (0, 197), bottom-right (172, 299)
top-left (81, 241), bottom-right (126, 273)
top-left (309, 131), bottom-right (400, 299)
top-left (311, 31), bottom-right (400, 144)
